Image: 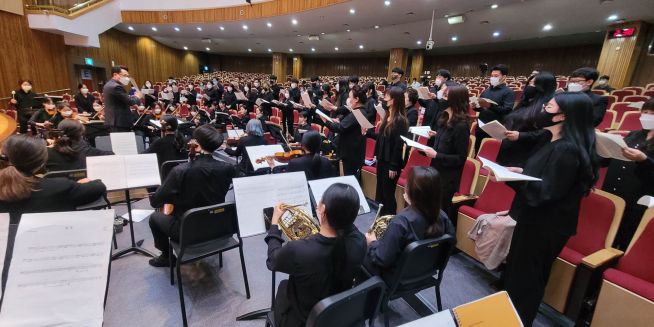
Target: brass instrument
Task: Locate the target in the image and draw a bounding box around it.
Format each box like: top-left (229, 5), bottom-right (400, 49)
top-left (368, 204), bottom-right (394, 239)
top-left (269, 203), bottom-right (319, 240)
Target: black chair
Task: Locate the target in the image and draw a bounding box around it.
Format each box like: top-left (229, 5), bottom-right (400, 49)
top-left (373, 234), bottom-right (456, 327)
top-left (169, 202), bottom-right (250, 327)
top-left (94, 135), bottom-right (112, 152)
top-left (160, 159), bottom-right (187, 181)
top-left (265, 277), bottom-right (386, 327)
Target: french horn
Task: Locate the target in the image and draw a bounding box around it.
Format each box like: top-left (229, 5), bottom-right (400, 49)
top-left (276, 203), bottom-right (320, 240)
top-left (368, 204), bottom-right (394, 239)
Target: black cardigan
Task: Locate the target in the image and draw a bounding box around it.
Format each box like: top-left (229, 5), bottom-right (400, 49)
top-left (372, 116), bottom-right (409, 171)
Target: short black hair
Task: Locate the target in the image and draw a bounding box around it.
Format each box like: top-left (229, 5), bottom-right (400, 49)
top-left (193, 124), bottom-right (223, 152)
top-left (310, 75), bottom-right (320, 82)
top-left (599, 75), bottom-right (610, 80)
top-left (437, 69), bottom-right (452, 80)
top-left (78, 83), bottom-right (87, 90)
top-left (270, 75), bottom-right (277, 80)
top-left (407, 88), bottom-right (419, 105)
top-left (570, 67), bottom-right (599, 83)
top-left (348, 75), bottom-right (359, 84)
top-left (111, 65), bottom-right (128, 75)
top-left (299, 111), bottom-right (308, 119)
top-left (491, 64), bottom-right (508, 76)
top-left (392, 67), bottom-right (404, 75)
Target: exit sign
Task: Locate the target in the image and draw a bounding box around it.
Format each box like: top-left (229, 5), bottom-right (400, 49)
top-left (84, 57), bottom-right (94, 66)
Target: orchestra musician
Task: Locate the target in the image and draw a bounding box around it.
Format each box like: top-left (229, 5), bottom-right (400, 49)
top-left (103, 65), bottom-right (143, 132)
top-left (45, 119), bottom-right (114, 171)
top-left (363, 166), bottom-right (454, 281)
top-left (148, 124), bottom-right (237, 267)
top-left (264, 131), bottom-right (336, 181)
top-left (132, 105), bottom-right (156, 140)
top-left (74, 84), bottom-right (96, 114)
top-left (142, 115), bottom-right (187, 168)
top-left (0, 134), bottom-right (107, 223)
top-left (224, 119), bottom-right (267, 175)
top-left (265, 183), bottom-right (366, 327)
top-left (10, 80), bottom-right (40, 134)
top-left (28, 97), bottom-right (56, 127)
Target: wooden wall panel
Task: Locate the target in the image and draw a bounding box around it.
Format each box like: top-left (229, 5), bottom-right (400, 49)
top-left (409, 50), bottom-right (425, 81)
top-left (0, 10), bottom-right (69, 100)
top-left (272, 53), bottom-right (287, 79)
top-left (426, 44), bottom-right (601, 78)
top-left (302, 56), bottom-right (389, 78)
top-left (596, 22), bottom-right (647, 89)
top-left (292, 55), bottom-right (303, 79)
top-left (122, 0), bottom-right (350, 24)
top-left (630, 23), bottom-right (654, 87)
top-left (388, 48), bottom-right (409, 80)
top-left (214, 55), bottom-right (273, 74)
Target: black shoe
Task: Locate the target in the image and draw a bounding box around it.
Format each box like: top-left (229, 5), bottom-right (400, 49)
top-left (149, 254), bottom-right (176, 267)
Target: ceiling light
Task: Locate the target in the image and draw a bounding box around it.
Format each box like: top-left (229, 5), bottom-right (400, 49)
top-left (492, 31), bottom-right (500, 37)
top-left (335, 47), bottom-right (339, 51)
top-left (311, 48), bottom-right (316, 52)
top-left (248, 48), bottom-right (252, 52)
top-left (242, 25), bottom-right (248, 30)
top-left (292, 19), bottom-right (298, 25)
top-left (297, 34), bottom-right (302, 37)
top-left (127, 26), bottom-right (134, 31)
top-left (384, 1), bottom-right (391, 6)
top-left (451, 36), bottom-right (458, 41)
top-left (183, 46), bottom-right (188, 50)
top-left (321, 32), bottom-right (325, 35)
top-left (447, 15), bottom-right (465, 24)
top-left (196, 27), bottom-right (202, 31)
top-left (267, 22), bottom-right (272, 27)
top-left (349, 8), bottom-right (356, 14)
top-left (359, 44), bottom-right (364, 49)
top-left (607, 14), bottom-right (618, 21)
top-left (491, 4), bottom-right (498, 9)
top-left (151, 27), bottom-right (157, 32)
top-left (268, 48), bottom-right (272, 52)
top-left (416, 40), bottom-right (422, 45)
top-left (219, 26), bottom-right (225, 31)
top-left (174, 27), bottom-right (180, 32)
top-left (289, 48), bottom-right (294, 52)
top-left (374, 25), bottom-right (380, 29)
top-left (206, 47), bottom-right (210, 51)
top-left (543, 24), bottom-right (552, 31)
top-left (346, 29), bottom-right (351, 32)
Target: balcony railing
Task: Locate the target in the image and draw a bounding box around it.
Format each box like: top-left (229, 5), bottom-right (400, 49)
top-left (24, 0), bottom-right (109, 17)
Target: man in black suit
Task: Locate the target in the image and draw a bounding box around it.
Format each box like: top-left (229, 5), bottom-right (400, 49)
top-left (568, 67), bottom-right (608, 127)
top-left (103, 66), bottom-right (142, 132)
top-left (474, 64), bottom-right (515, 152)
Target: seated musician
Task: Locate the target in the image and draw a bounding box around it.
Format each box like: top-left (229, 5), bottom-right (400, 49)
top-left (132, 105), bottom-right (155, 140)
top-left (28, 97), bottom-right (56, 127)
top-left (46, 119), bottom-right (114, 171)
top-left (47, 101), bottom-right (74, 128)
top-left (224, 119), bottom-right (267, 175)
top-left (0, 135), bottom-right (107, 223)
top-left (293, 111), bottom-right (312, 142)
top-left (142, 115), bottom-right (188, 168)
top-left (265, 131), bottom-right (336, 181)
top-left (148, 125), bottom-right (237, 267)
top-left (363, 166), bottom-right (454, 281)
top-left (266, 183), bottom-right (367, 327)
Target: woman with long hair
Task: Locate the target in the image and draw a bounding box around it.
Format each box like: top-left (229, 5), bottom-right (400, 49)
top-left (502, 92), bottom-right (598, 326)
top-left (421, 85), bottom-right (471, 216)
top-left (0, 135), bottom-right (106, 222)
top-left (46, 119), bottom-right (114, 171)
top-left (142, 115), bottom-right (187, 168)
top-left (364, 166), bottom-right (454, 280)
top-left (369, 86), bottom-right (409, 215)
top-left (266, 183), bottom-right (366, 327)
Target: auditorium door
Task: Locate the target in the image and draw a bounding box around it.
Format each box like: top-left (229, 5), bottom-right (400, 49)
top-left (73, 65), bottom-right (106, 92)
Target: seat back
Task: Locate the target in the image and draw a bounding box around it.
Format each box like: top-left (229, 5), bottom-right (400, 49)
top-left (459, 158), bottom-right (480, 195)
top-left (387, 235), bottom-right (455, 295)
top-left (398, 149), bottom-right (431, 182)
top-left (623, 95), bottom-right (649, 103)
top-left (610, 102), bottom-right (639, 123)
top-left (565, 189), bottom-right (624, 256)
top-left (43, 169), bottom-right (87, 181)
top-left (475, 138), bottom-right (501, 162)
top-left (178, 203), bottom-right (241, 254)
top-left (616, 111), bottom-right (642, 131)
top-left (644, 90), bottom-right (654, 97)
top-left (622, 87), bottom-right (644, 95)
top-left (160, 159), bottom-right (187, 181)
top-left (617, 209), bottom-right (654, 284)
top-left (474, 179), bottom-right (516, 213)
top-left (311, 123), bottom-right (322, 132)
top-left (611, 90), bottom-right (636, 102)
top-left (306, 276), bottom-right (386, 327)
top-left (596, 110), bottom-right (616, 131)
top-left (592, 89), bottom-right (607, 96)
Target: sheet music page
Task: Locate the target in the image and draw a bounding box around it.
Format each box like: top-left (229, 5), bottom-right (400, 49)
top-left (375, 103), bottom-right (386, 120)
top-left (109, 132), bottom-right (138, 155)
top-left (479, 157), bottom-right (542, 182)
top-left (478, 120), bottom-right (508, 140)
top-left (417, 87), bottom-right (431, 100)
top-left (401, 135), bottom-right (431, 151)
top-left (162, 92), bottom-right (173, 101)
top-left (595, 132), bottom-right (631, 161)
top-left (0, 210), bottom-right (114, 327)
top-left (409, 126), bottom-right (433, 138)
top-left (315, 109), bottom-right (332, 121)
top-left (352, 109), bottom-right (374, 129)
top-left (0, 214), bottom-right (9, 297)
top-left (149, 119), bottom-right (162, 128)
top-left (227, 129), bottom-right (244, 138)
top-left (233, 172), bottom-right (311, 237)
top-left (235, 92), bottom-right (248, 101)
top-left (638, 195), bottom-right (654, 208)
top-left (309, 175), bottom-right (370, 214)
top-left (320, 99), bottom-right (335, 111)
top-left (301, 92), bottom-right (312, 107)
top-left (124, 154), bottom-right (161, 188)
top-left (86, 155), bottom-right (127, 191)
top-left (245, 144), bottom-right (286, 170)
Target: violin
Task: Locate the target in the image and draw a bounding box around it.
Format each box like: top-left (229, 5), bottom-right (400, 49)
top-left (255, 149), bottom-right (305, 164)
top-left (187, 139), bottom-right (200, 161)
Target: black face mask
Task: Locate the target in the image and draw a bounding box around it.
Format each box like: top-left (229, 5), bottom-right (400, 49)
top-left (381, 100), bottom-right (389, 111)
top-left (523, 85), bottom-right (538, 99)
top-left (438, 99), bottom-right (450, 111)
top-left (535, 110), bottom-right (562, 129)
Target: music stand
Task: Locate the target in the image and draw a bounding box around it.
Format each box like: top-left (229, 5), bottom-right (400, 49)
top-left (111, 189), bottom-right (156, 260)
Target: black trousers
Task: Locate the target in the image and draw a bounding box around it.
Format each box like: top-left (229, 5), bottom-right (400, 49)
top-left (148, 212), bottom-right (180, 257)
top-left (281, 106), bottom-right (294, 137)
top-left (342, 158), bottom-right (362, 180)
top-left (503, 222), bottom-right (569, 326)
top-left (375, 161), bottom-right (400, 215)
top-left (18, 112), bottom-right (31, 134)
top-left (274, 280), bottom-right (304, 327)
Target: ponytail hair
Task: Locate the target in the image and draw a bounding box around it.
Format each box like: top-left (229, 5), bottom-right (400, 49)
top-left (54, 119), bottom-right (84, 160)
top-left (321, 183), bottom-right (360, 293)
top-left (301, 131), bottom-right (322, 178)
top-left (0, 135), bottom-right (48, 202)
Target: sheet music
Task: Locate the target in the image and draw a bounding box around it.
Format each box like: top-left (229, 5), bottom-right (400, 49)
top-left (245, 144), bottom-right (285, 170)
top-left (320, 99), bottom-right (336, 111)
top-left (161, 92), bottom-right (173, 101)
top-left (417, 87), bottom-right (431, 100)
top-left (628, 101), bottom-right (644, 109)
top-left (469, 96), bottom-right (498, 106)
top-left (124, 154), bottom-right (161, 188)
top-left (375, 103), bottom-right (386, 120)
top-left (478, 120), bottom-right (508, 140)
top-left (255, 98), bottom-right (269, 106)
top-left (150, 119), bottom-right (162, 128)
top-left (86, 154), bottom-right (161, 191)
top-left (121, 209), bottom-right (154, 223)
top-left (109, 132), bottom-right (138, 155)
top-left (233, 172), bottom-right (312, 237)
top-left (596, 132), bottom-right (631, 161)
top-left (235, 92), bottom-right (248, 101)
top-left (301, 92), bottom-right (312, 107)
top-left (398, 310), bottom-right (457, 327)
top-left (479, 157), bottom-right (542, 182)
top-left (409, 126), bottom-right (433, 138)
top-left (315, 109), bottom-right (332, 121)
top-left (309, 176), bottom-right (370, 214)
top-left (227, 129), bottom-right (246, 138)
top-left (141, 89), bottom-right (154, 95)
top-left (401, 135), bottom-right (431, 151)
top-left (86, 155), bottom-right (127, 191)
top-left (0, 214), bottom-right (9, 297)
top-left (0, 210), bottom-right (114, 327)
top-left (290, 101), bottom-right (304, 108)
top-left (352, 109), bottom-right (374, 129)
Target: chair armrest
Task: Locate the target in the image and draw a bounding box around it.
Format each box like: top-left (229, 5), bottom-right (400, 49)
top-left (581, 248), bottom-right (624, 269)
top-left (451, 194), bottom-right (478, 205)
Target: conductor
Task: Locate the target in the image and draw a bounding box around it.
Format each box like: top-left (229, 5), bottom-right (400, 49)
top-left (103, 66), bottom-right (143, 132)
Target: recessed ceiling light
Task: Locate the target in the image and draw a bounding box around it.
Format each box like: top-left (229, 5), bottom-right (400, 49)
top-left (183, 46), bottom-right (188, 50)
top-left (292, 19), bottom-right (298, 25)
top-left (491, 4), bottom-right (498, 9)
top-left (543, 24), bottom-right (552, 31)
top-left (346, 29), bottom-right (351, 32)
top-left (493, 31), bottom-right (500, 37)
top-left (196, 27), bottom-right (202, 31)
top-left (206, 47), bottom-right (210, 51)
top-left (451, 36), bottom-right (458, 41)
top-left (416, 40), bottom-right (422, 45)
top-left (174, 27), bottom-right (180, 32)
top-left (297, 34), bottom-right (302, 37)
top-left (219, 26), bottom-right (225, 31)
top-left (374, 25), bottom-right (380, 29)
top-left (321, 32), bottom-right (325, 35)
top-left (359, 44), bottom-right (364, 49)
top-left (127, 26), bottom-right (134, 31)
top-left (384, 0), bottom-right (391, 6)
top-left (335, 47), bottom-right (339, 51)
top-left (311, 48), bottom-right (316, 52)
top-left (349, 8), bottom-right (356, 14)
top-left (242, 25), bottom-right (248, 30)
top-left (268, 48), bottom-right (272, 52)
top-left (607, 14), bottom-right (618, 21)
top-left (248, 48), bottom-right (252, 52)
top-left (267, 22), bottom-right (272, 27)
top-left (289, 48), bottom-right (294, 52)
top-left (151, 27), bottom-right (157, 32)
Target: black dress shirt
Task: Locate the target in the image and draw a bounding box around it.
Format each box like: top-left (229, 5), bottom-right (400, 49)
top-left (46, 141), bottom-right (114, 171)
top-left (475, 84), bottom-right (515, 136)
top-left (224, 135), bottom-right (268, 174)
top-left (603, 130), bottom-right (654, 205)
top-left (427, 117), bottom-right (470, 191)
top-left (323, 109), bottom-right (366, 167)
top-left (74, 93), bottom-right (96, 114)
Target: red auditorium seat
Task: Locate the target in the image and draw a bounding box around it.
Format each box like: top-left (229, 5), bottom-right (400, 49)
top-left (613, 111), bottom-right (642, 133)
top-left (473, 138), bottom-right (502, 195)
top-left (452, 158), bottom-right (481, 205)
top-left (310, 123), bottom-right (321, 133)
top-left (293, 110), bottom-right (299, 125)
top-left (646, 83), bottom-right (654, 91)
top-left (591, 209), bottom-right (654, 327)
top-left (321, 126), bottom-right (330, 137)
top-left (248, 112), bottom-right (256, 120)
top-left (272, 107), bottom-right (280, 118)
top-left (611, 89), bottom-right (637, 102)
top-left (605, 95), bottom-right (617, 109)
top-left (622, 86), bottom-right (644, 95)
top-left (643, 90), bottom-right (654, 98)
top-left (623, 95), bottom-right (649, 103)
top-left (595, 166), bottom-right (608, 189)
top-left (557, 80), bottom-right (568, 89)
top-left (592, 89), bottom-right (607, 96)
top-left (395, 150), bottom-right (432, 210)
top-left (610, 102), bottom-right (639, 124)
top-left (269, 116), bottom-right (281, 126)
top-left (596, 110), bottom-right (616, 131)
top-left (543, 189), bottom-right (624, 317)
top-left (455, 179), bottom-right (516, 260)
top-left (62, 94), bottom-right (71, 101)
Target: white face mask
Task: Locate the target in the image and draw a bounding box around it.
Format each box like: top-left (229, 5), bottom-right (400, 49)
top-left (180, 96), bottom-right (187, 103)
top-left (402, 192), bottom-right (411, 206)
top-left (228, 87), bottom-right (233, 92)
top-left (61, 110), bottom-right (73, 118)
top-left (120, 76), bottom-right (130, 86)
top-left (81, 88), bottom-right (89, 95)
top-left (349, 83), bottom-right (355, 89)
top-left (206, 84), bottom-right (212, 89)
top-left (435, 79), bottom-right (443, 87)
top-left (244, 86), bottom-right (250, 92)
top-left (436, 90), bottom-right (444, 100)
top-left (640, 113), bottom-right (654, 130)
top-left (490, 77), bottom-right (501, 86)
top-left (336, 84), bottom-right (340, 92)
top-left (346, 97), bottom-right (352, 107)
top-left (154, 109), bottom-right (162, 114)
top-left (138, 106), bottom-right (145, 112)
top-left (45, 104), bottom-right (55, 111)
top-left (567, 82), bottom-right (584, 92)
top-left (254, 82), bottom-right (260, 87)
top-left (291, 83), bottom-right (297, 89)
top-left (22, 85), bottom-right (32, 92)
top-left (598, 79), bottom-right (607, 85)
top-left (93, 105), bottom-right (102, 112)
top-left (145, 83), bottom-right (152, 88)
